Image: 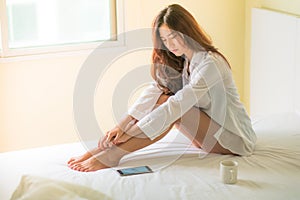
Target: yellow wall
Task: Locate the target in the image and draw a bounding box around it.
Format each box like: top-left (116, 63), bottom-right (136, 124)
top-left (0, 0), bottom-right (246, 152)
top-left (0, 55), bottom-right (85, 152)
top-left (244, 0), bottom-right (300, 112)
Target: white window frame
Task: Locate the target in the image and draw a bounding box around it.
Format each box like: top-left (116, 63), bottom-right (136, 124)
top-left (0, 0), bottom-right (124, 58)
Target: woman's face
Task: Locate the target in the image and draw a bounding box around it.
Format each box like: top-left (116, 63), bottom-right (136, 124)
top-left (159, 24), bottom-right (188, 57)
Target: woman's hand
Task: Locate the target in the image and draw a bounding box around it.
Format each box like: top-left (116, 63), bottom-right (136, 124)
top-left (113, 124), bottom-right (145, 144)
top-left (98, 127), bottom-right (124, 149)
top-left (98, 130), bottom-right (132, 148)
top-left (104, 127), bottom-right (123, 144)
top-left (98, 134), bottom-right (111, 150)
top-left (98, 118), bottom-right (141, 147)
top-left (106, 119), bottom-right (137, 144)
top-left (113, 133), bottom-right (133, 145)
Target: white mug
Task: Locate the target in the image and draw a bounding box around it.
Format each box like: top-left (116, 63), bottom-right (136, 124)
top-left (220, 160), bottom-right (238, 184)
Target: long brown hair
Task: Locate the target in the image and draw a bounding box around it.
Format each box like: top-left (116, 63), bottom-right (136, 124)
top-left (151, 4), bottom-right (230, 94)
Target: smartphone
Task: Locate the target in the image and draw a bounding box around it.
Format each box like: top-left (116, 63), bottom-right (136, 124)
top-left (116, 166), bottom-right (153, 176)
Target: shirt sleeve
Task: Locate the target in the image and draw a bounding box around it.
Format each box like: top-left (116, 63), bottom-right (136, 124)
top-left (136, 59), bottom-right (225, 140)
top-left (127, 82), bottom-right (163, 120)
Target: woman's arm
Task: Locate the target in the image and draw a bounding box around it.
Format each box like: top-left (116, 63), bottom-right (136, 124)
top-left (136, 59), bottom-right (225, 140)
top-left (127, 82), bottom-right (163, 120)
top-left (103, 82), bottom-right (163, 144)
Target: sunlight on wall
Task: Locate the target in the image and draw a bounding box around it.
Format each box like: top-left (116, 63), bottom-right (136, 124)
top-left (94, 50), bottom-right (153, 135)
top-left (0, 55), bottom-right (85, 152)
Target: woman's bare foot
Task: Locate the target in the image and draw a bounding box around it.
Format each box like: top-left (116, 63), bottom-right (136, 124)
top-left (67, 147), bottom-right (102, 167)
top-left (71, 147), bottom-right (125, 172)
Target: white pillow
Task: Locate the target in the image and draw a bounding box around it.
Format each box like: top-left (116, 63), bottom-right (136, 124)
top-left (11, 175), bottom-right (111, 200)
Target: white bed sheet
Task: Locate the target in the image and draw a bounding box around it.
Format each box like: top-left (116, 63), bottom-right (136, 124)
top-left (1, 113), bottom-right (300, 200)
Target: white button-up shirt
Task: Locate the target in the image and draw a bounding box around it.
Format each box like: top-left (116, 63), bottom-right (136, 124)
top-left (128, 51), bottom-right (256, 153)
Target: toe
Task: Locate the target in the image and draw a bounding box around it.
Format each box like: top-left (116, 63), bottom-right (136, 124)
top-left (68, 161), bottom-right (76, 167)
top-left (67, 158), bottom-right (75, 164)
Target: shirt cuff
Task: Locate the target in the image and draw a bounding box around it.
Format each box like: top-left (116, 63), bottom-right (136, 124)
top-left (136, 115), bottom-right (169, 140)
top-left (127, 108), bottom-right (146, 121)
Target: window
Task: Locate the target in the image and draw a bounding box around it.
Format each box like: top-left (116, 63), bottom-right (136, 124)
top-left (0, 0), bottom-right (121, 57)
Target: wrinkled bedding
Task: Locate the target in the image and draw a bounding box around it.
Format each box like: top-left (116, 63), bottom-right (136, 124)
top-left (1, 113), bottom-right (300, 200)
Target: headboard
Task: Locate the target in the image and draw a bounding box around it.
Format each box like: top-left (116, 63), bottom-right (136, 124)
top-left (250, 8), bottom-right (300, 117)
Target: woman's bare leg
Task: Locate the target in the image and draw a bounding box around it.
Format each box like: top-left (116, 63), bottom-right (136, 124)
top-left (175, 107), bottom-right (233, 154)
top-left (67, 148), bottom-right (103, 166)
top-left (71, 125), bottom-right (173, 172)
top-left (70, 93), bottom-right (234, 171)
top-left (71, 94), bottom-right (172, 172)
top-left (68, 93), bottom-right (171, 169)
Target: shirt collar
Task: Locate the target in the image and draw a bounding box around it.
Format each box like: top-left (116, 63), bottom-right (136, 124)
top-left (184, 51), bottom-right (207, 74)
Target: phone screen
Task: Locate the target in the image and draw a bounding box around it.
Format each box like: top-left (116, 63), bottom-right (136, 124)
top-left (117, 166), bottom-right (153, 176)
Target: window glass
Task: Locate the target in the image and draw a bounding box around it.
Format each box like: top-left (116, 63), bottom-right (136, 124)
top-left (6, 0), bottom-right (113, 49)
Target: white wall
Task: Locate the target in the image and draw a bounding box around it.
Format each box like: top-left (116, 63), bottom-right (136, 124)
top-left (244, 0), bottom-right (300, 112)
top-left (250, 8), bottom-right (299, 116)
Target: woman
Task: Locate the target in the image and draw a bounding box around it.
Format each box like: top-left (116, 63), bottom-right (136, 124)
top-left (68, 4), bottom-right (256, 172)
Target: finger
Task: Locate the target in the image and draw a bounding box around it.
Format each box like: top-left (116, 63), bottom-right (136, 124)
top-left (113, 133), bottom-right (121, 144)
top-left (115, 134), bottom-right (130, 144)
top-left (114, 119), bottom-right (136, 143)
top-left (113, 124), bottom-right (132, 143)
top-left (104, 138), bottom-right (111, 149)
top-left (108, 141), bottom-right (114, 148)
top-left (99, 139), bottom-right (104, 149)
top-left (115, 138), bottom-right (126, 145)
top-left (103, 136), bottom-right (112, 149)
top-left (98, 134), bottom-right (107, 149)
top-left (98, 135), bottom-right (106, 148)
top-left (106, 131), bottom-right (114, 143)
top-left (99, 140), bottom-right (106, 150)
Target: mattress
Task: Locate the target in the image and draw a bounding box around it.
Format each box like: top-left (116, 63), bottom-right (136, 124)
top-left (1, 112), bottom-right (300, 200)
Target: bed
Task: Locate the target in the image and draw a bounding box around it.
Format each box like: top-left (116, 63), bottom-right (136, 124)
top-left (1, 8), bottom-right (300, 200)
top-left (1, 115), bottom-right (300, 200)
